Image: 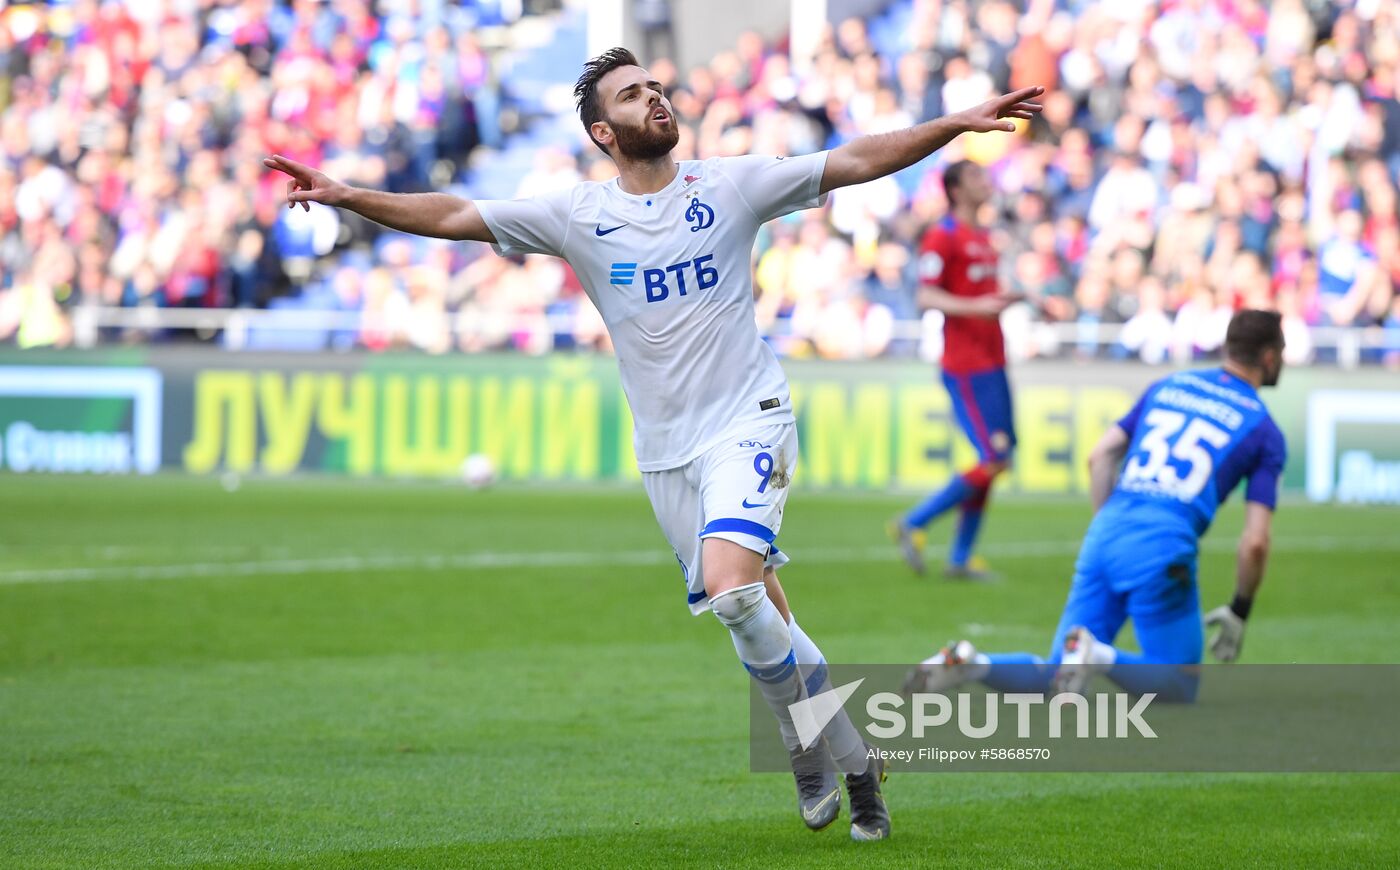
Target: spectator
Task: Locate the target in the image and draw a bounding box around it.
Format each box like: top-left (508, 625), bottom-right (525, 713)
top-left (1120, 276), bottom-right (1172, 364)
top-left (859, 240), bottom-right (919, 356)
top-left (1317, 210), bottom-right (1376, 325)
top-left (0, 0), bottom-right (1396, 364)
top-left (634, 0), bottom-right (675, 65)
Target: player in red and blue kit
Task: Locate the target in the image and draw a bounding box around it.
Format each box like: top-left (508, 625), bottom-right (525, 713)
top-left (904, 310), bottom-right (1287, 702)
top-left (890, 160), bottom-right (1022, 577)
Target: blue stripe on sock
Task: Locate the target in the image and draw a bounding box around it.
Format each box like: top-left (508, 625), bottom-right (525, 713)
top-left (745, 649), bottom-right (797, 683)
top-left (700, 517), bottom-right (776, 543)
top-left (804, 659), bottom-right (828, 697)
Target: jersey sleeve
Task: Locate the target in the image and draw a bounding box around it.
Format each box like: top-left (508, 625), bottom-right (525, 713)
top-left (917, 229), bottom-right (951, 289)
top-left (1244, 418), bottom-right (1287, 510)
top-left (474, 187), bottom-right (573, 257)
top-left (719, 152), bottom-right (829, 223)
top-left (1116, 381), bottom-right (1160, 436)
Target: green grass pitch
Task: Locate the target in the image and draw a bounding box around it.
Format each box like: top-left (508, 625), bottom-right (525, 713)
top-left (2, 475), bottom-right (1397, 868)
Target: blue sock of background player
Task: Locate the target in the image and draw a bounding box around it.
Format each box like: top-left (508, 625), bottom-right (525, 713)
top-left (948, 487), bottom-right (989, 567)
top-left (904, 464), bottom-right (996, 568)
top-left (904, 474), bottom-right (973, 530)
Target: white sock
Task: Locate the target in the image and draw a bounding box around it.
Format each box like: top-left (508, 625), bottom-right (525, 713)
top-left (1089, 638), bottom-right (1117, 668)
top-left (789, 616), bottom-right (869, 774)
top-left (711, 582), bottom-right (805, 750)
top-left (919, 649), bottom-right (991, 682)
top-left (967, 652), bottom-right (992, 681)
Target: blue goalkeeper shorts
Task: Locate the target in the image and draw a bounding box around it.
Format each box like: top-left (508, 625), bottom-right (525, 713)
top-left (1048, 506), bottom-right (1204, 665)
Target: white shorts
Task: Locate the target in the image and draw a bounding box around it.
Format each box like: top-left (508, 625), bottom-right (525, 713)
top-left (643, 422), bottom-right (799, 615)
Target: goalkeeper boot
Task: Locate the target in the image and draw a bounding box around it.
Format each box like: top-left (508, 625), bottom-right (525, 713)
top-left (902, 639), bottom-right (978, 696)
top-left (887, 519), bottom-right (927, 575)
top-left (1053, 626), bottom-right (1108, 695)
top-left (788, 738), bottom-right (841, 831)
top-left (846, 752), bottom-right (890, 841)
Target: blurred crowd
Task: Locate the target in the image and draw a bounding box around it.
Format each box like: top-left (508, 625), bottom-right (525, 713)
top-left (1, 0), bottom-right (1399, 366)
top-left (0, 0), bottom-right (510, 348)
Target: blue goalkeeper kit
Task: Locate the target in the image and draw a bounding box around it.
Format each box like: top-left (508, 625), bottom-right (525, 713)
top-left (1057, 367), bottom-right (1286, 656)
top-left (984, 367), bottom-right (1286, 696)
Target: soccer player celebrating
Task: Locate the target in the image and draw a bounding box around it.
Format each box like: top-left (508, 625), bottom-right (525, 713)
top-left (890, 160), bottom-right (1021, 578)
top-left (265, 47), bottom-right (1042, 840)
top-left (904, 310), bottom-right (1287, 702)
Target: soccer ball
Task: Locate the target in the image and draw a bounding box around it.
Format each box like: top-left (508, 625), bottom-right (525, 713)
top-left (460, 453), bottom-right (497, 489)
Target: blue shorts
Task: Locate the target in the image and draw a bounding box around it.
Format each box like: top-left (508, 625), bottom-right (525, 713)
top-left (1050, 506), bottom-right (1204, 665)
top-left (942, 367), bottom-right (1016, 463)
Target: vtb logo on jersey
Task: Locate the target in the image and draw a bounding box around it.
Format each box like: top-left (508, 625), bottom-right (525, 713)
top-left (611, 254), bottom-right (719, 302)
top-left (685, 194), bottom-right (714, 232)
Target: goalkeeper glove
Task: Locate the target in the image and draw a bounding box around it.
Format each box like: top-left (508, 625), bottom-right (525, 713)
top-left (1203, 599), bottom-right (1248, 662)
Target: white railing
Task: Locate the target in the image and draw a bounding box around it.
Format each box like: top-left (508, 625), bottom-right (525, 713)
top-left (64, 304), bottom-right (1395, 368)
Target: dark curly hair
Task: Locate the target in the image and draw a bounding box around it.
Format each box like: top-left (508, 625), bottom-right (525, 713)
top-left (574, 47), bottom-right (641, 155)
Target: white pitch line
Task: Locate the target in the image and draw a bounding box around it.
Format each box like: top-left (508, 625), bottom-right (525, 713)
top-left (0, 535), bottom-right (1396, 587)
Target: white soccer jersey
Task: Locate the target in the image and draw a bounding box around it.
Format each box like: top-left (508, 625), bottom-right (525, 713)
top-left (477, 152), bottom-right (829, 471)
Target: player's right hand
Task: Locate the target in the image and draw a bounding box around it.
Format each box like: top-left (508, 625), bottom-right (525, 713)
top-left (262, 154), bottom-right (349, 211)
top-left (1204, 605), bottom-right (1246, 662)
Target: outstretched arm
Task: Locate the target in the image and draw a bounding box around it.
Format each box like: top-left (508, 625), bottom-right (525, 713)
top-left (819, 86), bottom-right (1043, 194)
top-left (262, 155), bottom-right (497, 244)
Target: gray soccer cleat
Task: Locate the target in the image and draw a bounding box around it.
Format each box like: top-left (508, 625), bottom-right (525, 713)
top-left (887, 518), bottom-right (927, 575)
top-left (845, 752), bottom-right (890, 841)
top-left (789, 740), bottom-right (841, 831)
top-left (902, 639), bottom-right (978, 696)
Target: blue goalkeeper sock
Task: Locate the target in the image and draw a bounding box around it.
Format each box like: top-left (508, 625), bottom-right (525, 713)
top-left (982, 653), bottom-right (1054, 693)
top-left (905, 476), bottom-right (973, 529)
top-left (1106, 655), bottom-right (1200, 702)
top-left (1106, 608), bottom-right (1203, 702)
top-left (949, 505), bottom-right (984, 567)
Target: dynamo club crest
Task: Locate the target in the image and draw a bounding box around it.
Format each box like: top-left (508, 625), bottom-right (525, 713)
top-left (686, 194), bottom-right (714, 232)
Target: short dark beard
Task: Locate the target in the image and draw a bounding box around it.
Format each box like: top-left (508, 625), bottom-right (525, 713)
top-left (609, 113), bottom-right (679, 160)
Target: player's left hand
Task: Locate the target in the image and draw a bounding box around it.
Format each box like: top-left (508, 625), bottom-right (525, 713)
top-left (1204, 605), bottom-right (1246, 662)
top-left (955, 86), bottom-right (1044, 134)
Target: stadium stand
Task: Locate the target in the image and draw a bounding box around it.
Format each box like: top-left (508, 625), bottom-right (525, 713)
top-left (0, 0), bottom-right (1397, 366)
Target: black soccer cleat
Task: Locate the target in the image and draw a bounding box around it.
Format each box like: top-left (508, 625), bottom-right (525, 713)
top-left (845, 752), bottom-right (890, 841)
top-left (789, 739), bottom-right (841, 831)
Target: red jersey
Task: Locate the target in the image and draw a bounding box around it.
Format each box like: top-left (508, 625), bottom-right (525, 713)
top-left (917, 217), bottom-right (1005, 373)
